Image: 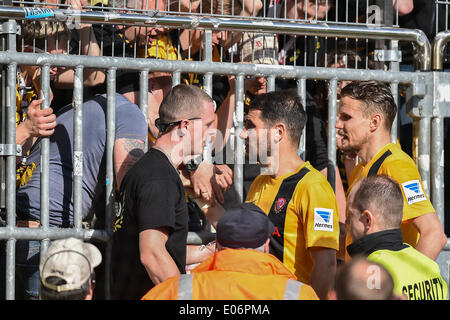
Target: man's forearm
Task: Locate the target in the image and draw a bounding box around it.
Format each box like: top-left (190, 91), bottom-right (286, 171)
top-left (415, 232), bottom-right (447, 260)
top-left (309, 248), bottom-right (337, 300)
top-left (141, 250), bottom-right (181, 285)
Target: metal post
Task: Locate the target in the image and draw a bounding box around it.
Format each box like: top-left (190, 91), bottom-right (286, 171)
top-left (139, 70), bottom-right (149, 151)
top-left (267, 75), bottom-right (275, 92)
top-left (418, 116), bottom-right (431, 195)
top-left (105, 68), bottom-right (116, 300)
top-left (390, 80), bottom-right (399, 143)
top-left (431, 72), bottom-right (445, 226)
top-left (172, 71), bottom-right (180, 86)
top-left (39, 65), bottom-right (51, 260)
top-left (327, 78), bottom-right (337, 191)
top-left (296, 78), bottom-right (306, 160)
top-left (203, 30), bottom-right (213, 96)
top-left (5, 61), bottom-right (16, 300)
top-left (73, 66), bottom-right (84, 230)
top-left (202, 30), bottom-right (214, 168)
top-left (234, 74), bottom-right (244, 203)
top-left (4, 19), bottom-right (17, 300)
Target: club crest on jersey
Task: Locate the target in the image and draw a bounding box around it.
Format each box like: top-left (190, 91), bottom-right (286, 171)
top-left (274, 198), bottom-right (287, 214)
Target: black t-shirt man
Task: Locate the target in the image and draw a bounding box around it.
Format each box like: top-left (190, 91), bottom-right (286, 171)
top-left (111, 147), bottom-right (188, 300)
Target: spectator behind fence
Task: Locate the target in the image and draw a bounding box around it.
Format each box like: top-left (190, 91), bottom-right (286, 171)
top-left (112, 84), bottom-right (217, 300)
top-left (142, 202), bottom-right (319, 300)
top-left (39, 238), bottom-right (101, 300)
top-left (329, 256), bottom-right (396, 300)
top-left (48, 0), bottom-right (106, 112)
top-left (346, 175), bottom-right (448, 300)
top-left (100, 0), bottom-right (173, 60)
top-left (336, 80), bottom-right (447, 261)
top-left (11, 73), bottom-right (148, 299)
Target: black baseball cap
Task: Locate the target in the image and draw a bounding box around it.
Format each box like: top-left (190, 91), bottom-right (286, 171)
top-left (216, 202), bottom-right (274, 249)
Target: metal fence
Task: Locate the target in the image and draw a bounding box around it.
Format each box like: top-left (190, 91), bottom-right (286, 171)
top-left (0, 1), bottom-right (449, 300)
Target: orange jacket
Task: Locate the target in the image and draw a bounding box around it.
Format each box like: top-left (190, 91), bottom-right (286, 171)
top-left (142, 248), bottom-right (319, 300)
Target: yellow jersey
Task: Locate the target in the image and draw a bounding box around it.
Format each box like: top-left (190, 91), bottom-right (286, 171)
top-left (245, 161), bottom-right (340, 284)
top-left (347, 143), bottom-right (435, 254)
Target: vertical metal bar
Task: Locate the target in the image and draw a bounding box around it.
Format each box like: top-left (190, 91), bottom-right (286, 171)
top-left (431, 73), bottom-right (444, 226)
top-left (73, 66), bottom-right (84, 230)
top-left (105, 68), bottom-right (116, 300)
top-left (203, 30), bottom-right (213, 96)
top-left (327, 78), bottom-right (337, 191)
top-left (0, 23), bottom-right (6, 210)
top-left (418, 117), bottom-right (431, 195)
top-left (234, 74), bottom-right (245, 203)
top-left (172, 71), bottom-right (180, 86)
top-left (39, 65), bottom-right (51, 258)
top-left (267, 75), bottom-right (275, 92)
top-left (139, 70), bottom-right (149, 152)
top-left (203, 30), bottom-right (213, 167)
top-left (390, 81), bottom-right (399, 143)
top-left (431, 115), bottom-right (444, 225)
top-left (5, 19), bottom-right (17, 301)
top-left (389, 37), bottom-right (400, 143)
top-left (296, 78), bottom-right (306, 160)
top-left (5, 62), bottom-right (16, 300)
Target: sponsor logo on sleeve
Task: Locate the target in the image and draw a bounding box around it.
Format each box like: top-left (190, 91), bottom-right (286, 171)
top-left (314, 208), bottom-right (334, 232)
top-left (401, 180), bottom-right (426, 205)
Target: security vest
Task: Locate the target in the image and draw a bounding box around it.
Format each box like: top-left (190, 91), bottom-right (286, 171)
top-left (347, 229), bottom-right (448, 300)
top-left (368, 246), bottom-right (448, 300)
top-left (141, 249), bottom-right (319, 300)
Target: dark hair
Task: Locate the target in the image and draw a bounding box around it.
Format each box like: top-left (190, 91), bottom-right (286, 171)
top-left (159, 84), bottom-right (213, 123)
top-left (352, 175), bottom-right (404, 229)
top-left (340, 81), bottom-right (397, 131)
top-left (334, 256), bottom-right (394, 300)
top-left (248, 90), bottom-right (307, 145)
top-left (39, 273), bottom-right (94, 300)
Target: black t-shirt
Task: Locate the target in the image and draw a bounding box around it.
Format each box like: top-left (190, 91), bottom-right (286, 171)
top-left (111, 148), bottom-right (188, 300)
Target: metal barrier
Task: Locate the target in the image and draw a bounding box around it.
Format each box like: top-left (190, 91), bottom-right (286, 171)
top-left (0, 3), bottom-right (448, 300)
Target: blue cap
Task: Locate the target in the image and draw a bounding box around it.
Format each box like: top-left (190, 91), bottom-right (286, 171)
top-left (216, 202), bottom-right (274, 249)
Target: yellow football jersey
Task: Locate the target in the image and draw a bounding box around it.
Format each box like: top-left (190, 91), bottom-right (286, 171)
top-left (246, 161), bottom-right (339, 284)
top-left (346, 143), bottom-right (436, 257)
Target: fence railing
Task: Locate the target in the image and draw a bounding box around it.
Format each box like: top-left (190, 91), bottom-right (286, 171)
top-left (0, 2), bottom-right (449, 300)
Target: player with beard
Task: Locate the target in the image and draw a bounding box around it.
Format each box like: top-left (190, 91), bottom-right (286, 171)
top-left (191, 90), bottom-right (339, 300)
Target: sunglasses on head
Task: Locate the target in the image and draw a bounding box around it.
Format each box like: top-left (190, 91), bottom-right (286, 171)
top-left (154, 117), bottom-right (201, 133)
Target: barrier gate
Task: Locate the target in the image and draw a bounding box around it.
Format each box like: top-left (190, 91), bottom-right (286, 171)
top-left (0, 2), bottom-right (449, 300)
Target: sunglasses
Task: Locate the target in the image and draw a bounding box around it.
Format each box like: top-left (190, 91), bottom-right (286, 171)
top-left (154, 117), bottom-right (201, 133)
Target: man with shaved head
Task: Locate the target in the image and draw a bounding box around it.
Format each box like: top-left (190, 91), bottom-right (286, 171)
top-left (112, 84), bottom-right (216, 300)
top-left (345, 175), bottom-right (447, 300)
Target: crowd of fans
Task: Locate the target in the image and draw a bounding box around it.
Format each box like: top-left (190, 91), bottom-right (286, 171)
top-left (0, 0), bottom-right (449, 300)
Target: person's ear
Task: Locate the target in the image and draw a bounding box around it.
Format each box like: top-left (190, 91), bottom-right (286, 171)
top-left (369, 114), bottom-right (383, 132)
top-left (178, 119), bottom-right (190, 137)
top-left (273, 123), bottom-right (286, 142)
top-left (361, 209), bottom-right (375, 232)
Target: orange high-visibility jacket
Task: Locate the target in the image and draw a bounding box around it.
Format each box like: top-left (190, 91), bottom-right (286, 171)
top-left (141, 248), bottom-right (319, 300)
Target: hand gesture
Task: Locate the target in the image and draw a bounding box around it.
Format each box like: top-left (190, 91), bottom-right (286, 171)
top-left (23, 99), bottom-right (56, 138)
